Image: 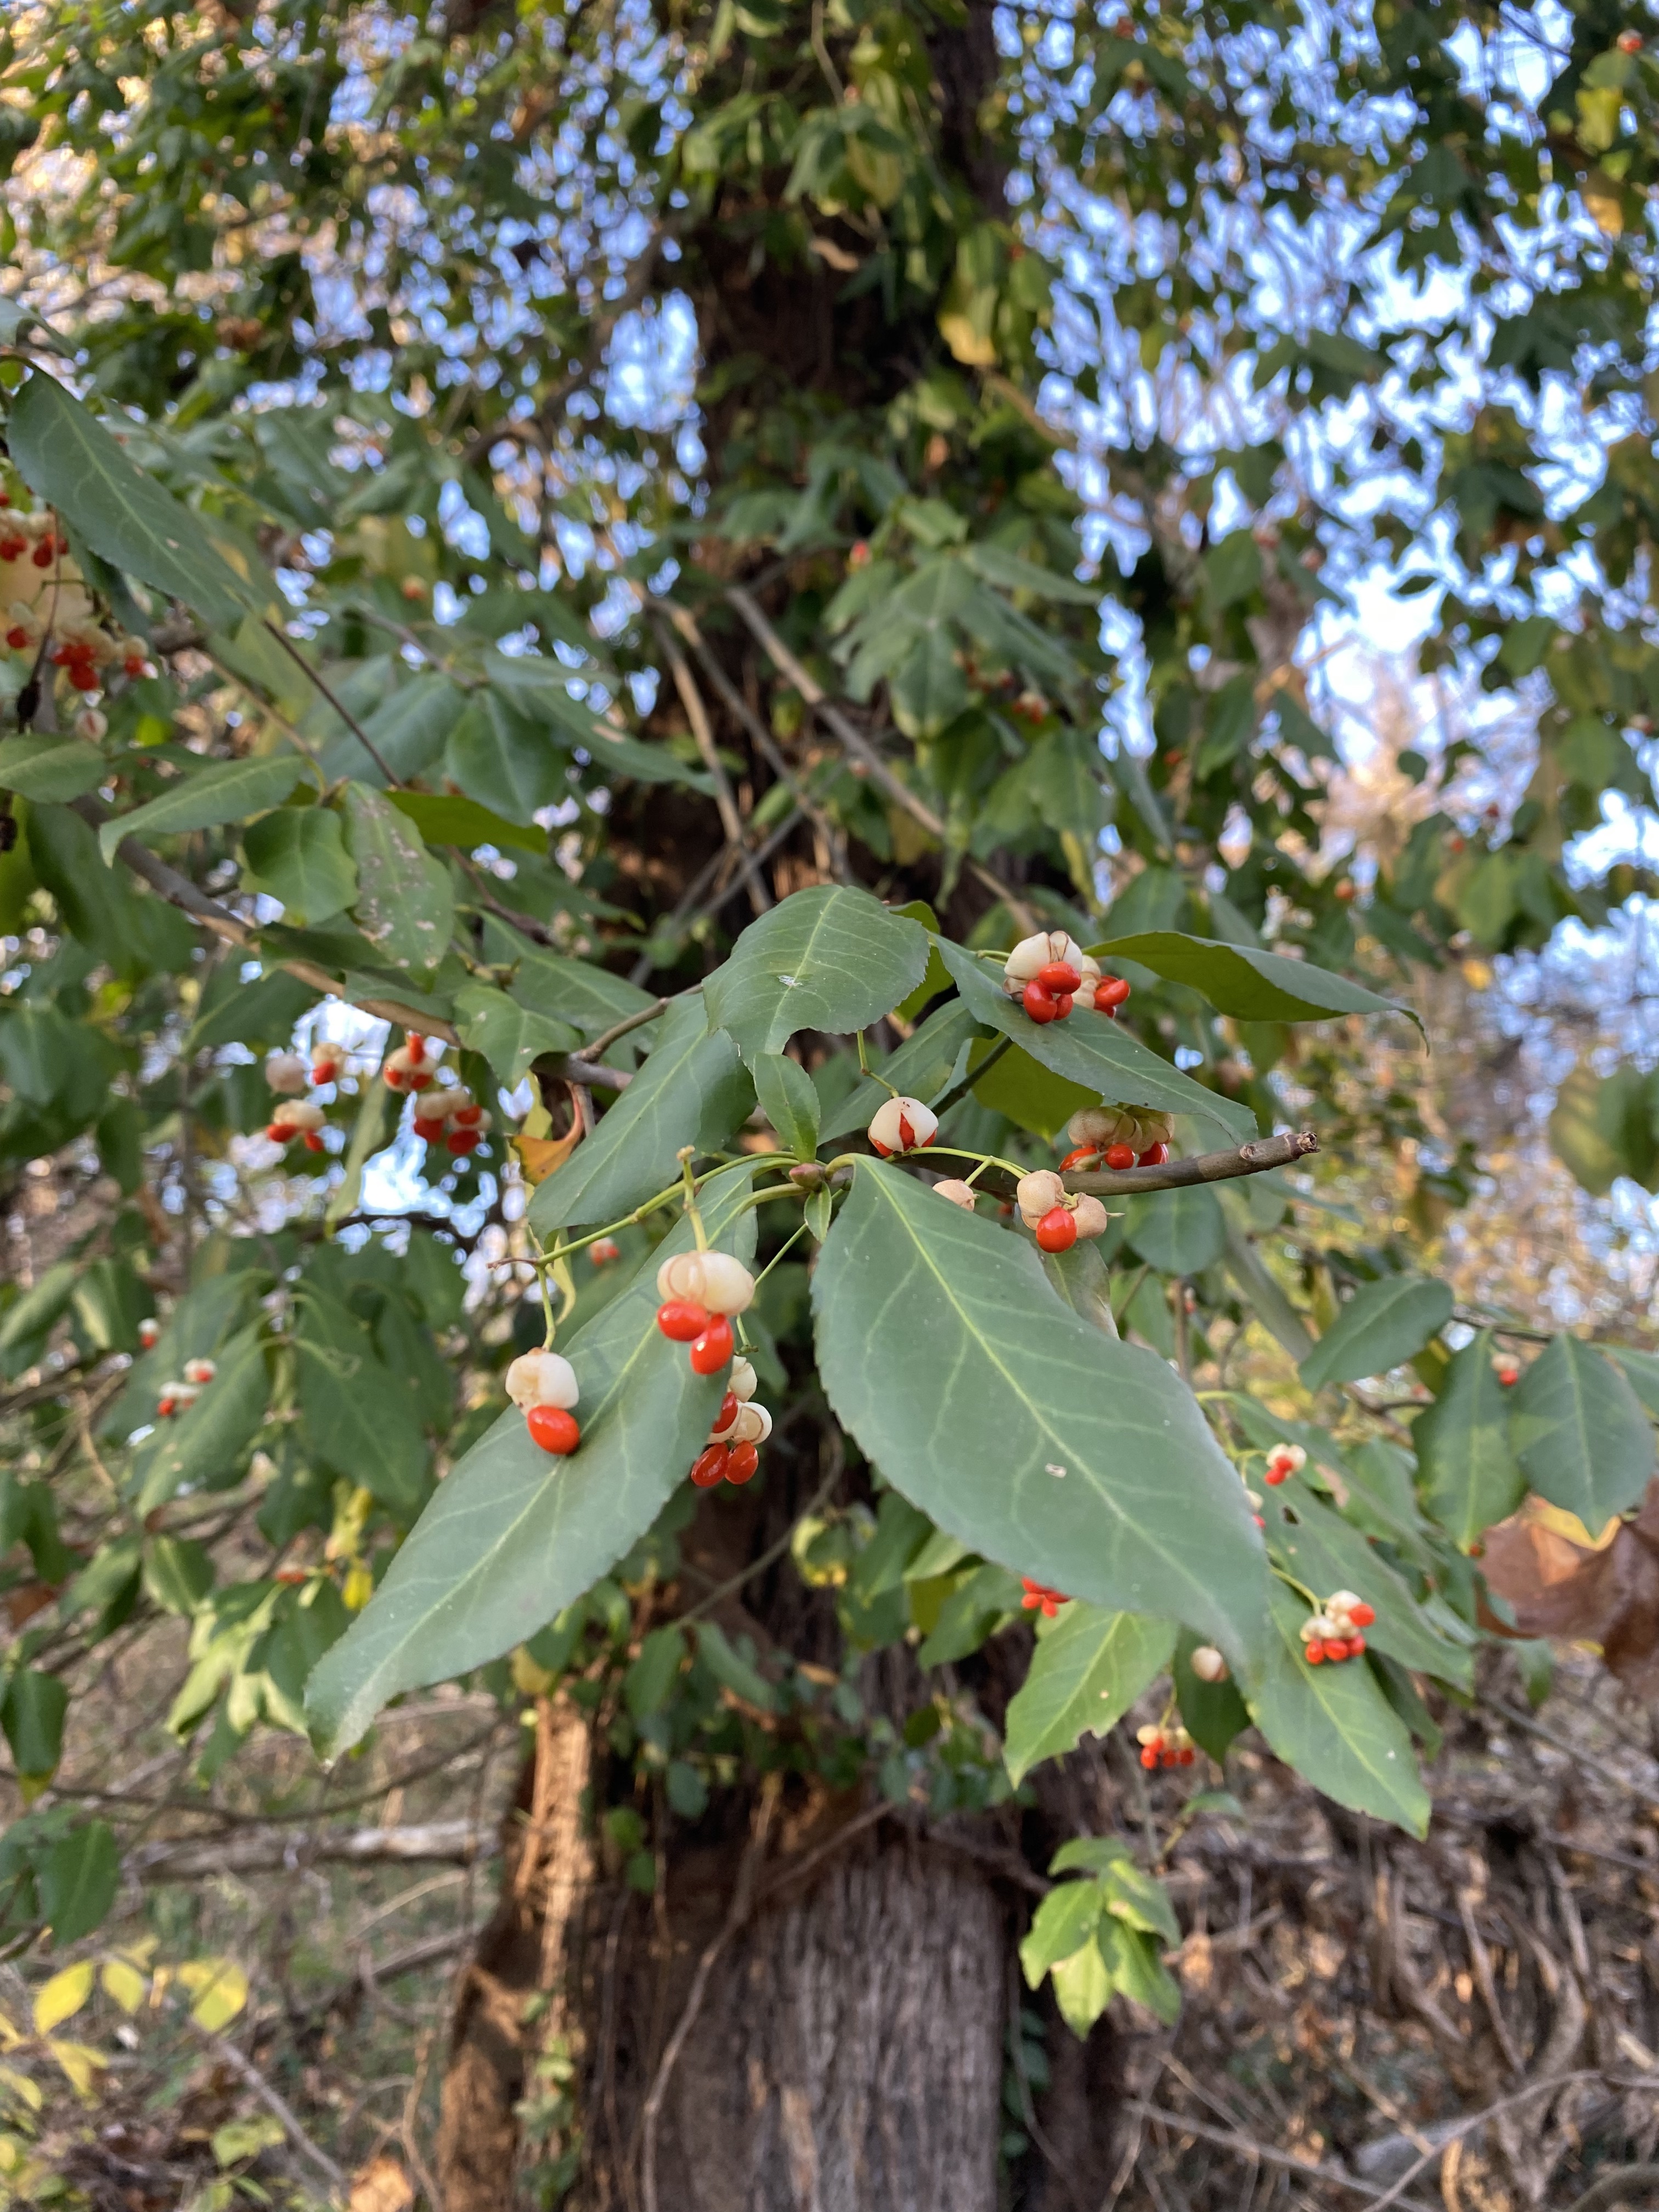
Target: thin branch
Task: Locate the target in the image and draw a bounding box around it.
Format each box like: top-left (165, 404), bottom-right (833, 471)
top-left (193, 2024), bottom-right (348, 2196)
top-left (261, 618), bottom-right (401, 786)
top-left (1361, 2072), bottom-right (1601, 2212)
top-left (583, 996), bottom-right (675, 1061)
top-left (1066, 1128), bottom-right (1318, 1195)
top-left (721, 584), bottom-right (1034, 922)
top-left (1122, 2101), bottom-right (1440, 2211)
top-left (652, 613), bottom-right (772, 916)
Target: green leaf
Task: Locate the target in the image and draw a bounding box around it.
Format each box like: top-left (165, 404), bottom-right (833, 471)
top-left (1097, 1916), bottom-right (1182, 2024)
top-left (444, 692), bottom-right (569, 820)
top-left (1122, 1185), bottom-right (1226, 1276)
top-left (1299, 1276), bottom-right (1453, 1392)
top-left (133, 1328), bottom-right (270, 1513)
top-left (1004, 1606), bottom-right (1175, 1784)
top-left (1172, 1630), bottom-right (1251, 1763)
top-left (2, 1668), bottom-right (67, 1782)
top-left (1099, 1857), bottom-right (1181, 1946)
top-left (38, 1822), bottom-right (119, 1944)
top-left (1604, 1342), bottom-right (1659, 1420)
top-left (753, 1051), bottom-right (821, 1158)
top-left (693, 1621), bottom-right (778, 1713)
top-left (1511, 1334), bottom-right (1656, 1530)
top-left (9, 371), bottom-right (255, 628)
top-left (1259, 1488), bottom-right (1473, 1686)
top-left (812, 1163), bottom-right (1268, 1667)
top-left (625, 1625), bottom-right (687, 1719)
top-left (481, 916), bottom-right (658, 1040)
top-left (0, 735), bottom-right (107, 802)
top-left (1412, 1333), bottom-right (1525, 1551)
top-left (240, 805), bottom-right (357, 926)
top-left (453, 981), bottom-right (581, 1089)
top-left (704, 887), bottom-right (929, 1066)
top-left (98, 753), bottom-right (308, 866)
top-left (323, 1068), bottom-right (394, 1232)
top-left (1020, 1877), bottom-right (1104, 1984)
top-left (142, 1537), bottom-right (215, 1617)
top-left (341, 781), bottom-right (455, 980)
top-left (968, 1037), bottom-right (1097, 1139)
top-left (1246, 1583), bottom-right (1429, 1836)
top-left (388, 787), bottom-right (548, 854)
top-left (296, 1291), bottom-right (428, 1517)
top-left (934, 938), bottom-right (1252, 1142)
top-left (1087, 930), bottom-right (1419, 1032)
top-left (1049, 1937), bottom-right (1113, 2036)
top-left (528, 994), bottom-right (749, 1234)
top-left (306, 1171), bottom-right (758, 1753)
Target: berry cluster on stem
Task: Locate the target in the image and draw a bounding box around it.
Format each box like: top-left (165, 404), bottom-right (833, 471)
top-left (1060, 1106), bottom-right (1173, 1175)
top-left (1003, 932), bottom-right (1131, 1026)
top-left (1020, 1577), bottom-right (1069, 1618)
top-left (1136, 1723), bottom-right (1195, 1769)
top-left (1300, 1589), bottom-right (1375, 1665)
top-left (689, 1357), bottom-right (770, 1487)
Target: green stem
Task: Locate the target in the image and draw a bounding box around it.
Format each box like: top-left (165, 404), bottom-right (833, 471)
top-left (1271, 1564), bottom-right (1321, 1610)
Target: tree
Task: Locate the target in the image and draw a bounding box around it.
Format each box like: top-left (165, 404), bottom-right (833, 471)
top-left (2, 0), bottom-right (1658, 2203)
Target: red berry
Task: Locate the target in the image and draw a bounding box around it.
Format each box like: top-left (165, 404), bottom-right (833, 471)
top-left (1037, 961), bottom-right (1081, 993)
top-left (725, 1441), bottom-right (760, 1485)
top-left (303, 1131), bottom-right (325, 1153)
top-left (1035, 1205), bottom-right (1077, 1254)
top-left (1348, 1633), bottom-right (1366, 1655)
top-left (657, 1300), bottom-right (710, 1342)
top-left (411, 1115), bottom-right (447, 1142)
top-left (0, 538), bottom-right (21, 561)
top-left (123, 654), bottom-right (147, 678)
top-left (1177, 1746), bottom-right (1195, 1766)
top-left (1060, 1146), bottom-right (1098, 1171)
top-left (447, 1131), bottom-right (481, 1156)
top-left (527, 1405), bottom-right (580, 1455)
top-left (264, 1122), bottom-right (285, 1141)
top-left (897, 1113), bottom-right (916, 1149)
top-left (1052, 993), bottom-right (1073, 1017)
top-left (1095, 976), bottom-right (1131, 1009)
top-left (1139, 1747), bottom-right (1159, 1770)
top-left (1137, 1142), bottom-right (1169, 1167)
top-left (1103, 1143), bottom-right (1135, 1171)
top-left (1023, 981), bottom-right (1060, 1023)
top-left (591, 1238), bottom-right (621, 1265)
top-left (4, 627), bottom-right (26, 650)
top-left (1618, 27), bottom-right (1642, 51)
top-left (713, 1392), bottom-right (738, 1434)
top-left (690, 1317), bottom-right (734, 1374)
top-left (690, 1444), bottom-right (729, 1488)
top-left (1348, 1602), bottom-right (1375, 1628)
top-left (1306, 1640), bottom-right (1325, 1664)
top-left (31, 540), bottom-right (54, 567)
top-left (1334, 880), bottom-right (1356, 902)
top-left (69, 663), bottom-right (99, 691)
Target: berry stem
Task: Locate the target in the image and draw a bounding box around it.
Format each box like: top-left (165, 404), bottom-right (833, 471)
top-left (678, 1145), bottom-right (708, 1249)
top-left (855, 1028), bottom-right (902, 1101)
top-left (1271, 1565), bottom-right (1321, 1609)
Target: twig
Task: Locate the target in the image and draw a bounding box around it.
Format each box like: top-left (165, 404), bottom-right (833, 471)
top-left (1362, 2073), bottom-right (1602, 2212)
top-left (652, 613), bottom-right (771, 916)
top-left (1121, 2103), bottom-right (1439, 2211)
top-left (929, 1032), bottom-right (1011, 1122)
top-left (261, 618), bottom-right (402, 785)
top-left (583, 996), bottom-right (675, 1062)
top-left (1066, 1128), bottom-right (1318, 1197)
top-left (627, 805), bottom-right (804, 984)
top-left (1567, 2167), bottom-right (1659, 2212)
top-left (194, 2024), bottom-right (348, 2197)
top-left (722, 583), bottom-right (1033, 921)
top-left (640, 1775), bottom-right (781, 2212)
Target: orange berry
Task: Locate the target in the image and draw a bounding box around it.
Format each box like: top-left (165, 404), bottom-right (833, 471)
top-left (527, 1405), bottom-right (580, 1455)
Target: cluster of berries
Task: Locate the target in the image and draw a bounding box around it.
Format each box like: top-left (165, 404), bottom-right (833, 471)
top-left (1300, 1589), bottom-right (1375, 1665)
top-left (655, 1249), bottom-right (755, 1376)
top-left (1060, 1106), bottom-right (1172, 1173)
top-left (1020, 1577), bottom-right (1069, 1618)
top-left (1492, 1350), bottom-right (1521, 1387)
top-left (157, 1357), bottom-right (217, 1419)
top-left (1263, 1441), bottom-right (1305, 1487)
top-left (382, 1035), bottom-right (435, 1092)
top-left (1003, 930), bottom-right (1131, 1026)
top-left (506, 1348), bottom-right (582, 1455)
top-left (0, 505), bottom-right (155, 708)
top-left (867, 1094), bottom-right (938, 1157)
top-left (411, 1085), bottom-right (491, 1158)
top-left (690, 1357), bottom-right (772, 1487)
top-left (1014, 1170), bottom-right (1109, 1255)
top-left (1136, 1723), bottom-right (1195, 1769)
top-left (264, 1040), bottom-right (355, 1152)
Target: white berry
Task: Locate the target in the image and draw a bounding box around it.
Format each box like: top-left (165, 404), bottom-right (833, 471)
top-left (182, 1358), bottom-right (217, 1386)
top-left (505, 1349), bottom-right (580, 1411)
top-left (1071, 1195), bottom-right (1110, 1240)
top-left (1016, 1170), bottom-right (1065, 1227)
top-left (1189, 1645), bottom-right (1228, 1684)
top-left (729, 1357), bottom-right (758, 1402)
top-left (932, 1178), bottom-right (977, 1210)
top-left (266, 1052), bottom-right (308, 1096)
top-left (867, 1095), bottom-right (939, 1156)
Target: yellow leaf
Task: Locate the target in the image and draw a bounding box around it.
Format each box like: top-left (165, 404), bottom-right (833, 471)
top-left (938, 310), bottom-right (998, 368)
top-left (342, 1563), bottom-right (374, 1612)
top-left (179, 1956), bottom-right (249, 2032)
top-left (46, 2038), bottom-right (105, 2098)
top-left (99, 1958), bottom-right (148, 2015)
top-left (0, 2064), bottom-right (42, 2112)
top-left (0, 2007), bottom-right (22, 2050)
top-left (511, 1646), bottom-right (555, 1697)
top-left (511, 1123), bottom-right (580, 1187)
top-left (350, 2152), bottom-right (416, 2212)
top-left (33, 1961), bottom-right (94, 2036)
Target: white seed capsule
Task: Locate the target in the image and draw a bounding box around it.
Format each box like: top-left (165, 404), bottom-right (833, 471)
top-left (731, 1401), bottom-right (772, 1444)
top-left (1003, 930), bottom-right (1088, 991)
top-left (932, 1178), bottom-right (978, 1211)
top-left (1017, 1170), bottom-right (1065, 1227)
top-left (272, 1099), bottom-right (325, 1132)
top-left (696, 1251), bottom-right (755, 1316)
top-left (657, 1251), bottom-right (706, 1303)
top-left (505, 1349), bottom-right (580, 1411)
top-left (182, 1358), bottom-right (217, 1386)
top-left (867, 1094), bottom-right (938, 1156)
top-left (74, 707), bottom-right (107, 741)
top-left (729, 1357), bottom-right (758, 1403)
top-left (1299, 1613), bottom-right (1335, 1644)
top-left (414, 1087), bottom-right (454, 1120)
top-left (266, 1052), bottom-right (308, 1096)
top-left (1189, 1645), bottom-right (1228, 1684)
top-left (1327, 1590), bottom-right (1361, 1617)
top-left (1071, 1195), bottom-right (1110, 1240)
top-left (1066, 1106), bottom-right (1124, 1148)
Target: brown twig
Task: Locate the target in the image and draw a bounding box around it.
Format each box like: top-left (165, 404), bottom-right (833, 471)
top-left (651, 612), bottom-right (771, 916)
top-left (261, 618), bottom-right (402, 785)
top-left (193, 2024), bottom-right (348, 2196)
top-left (1566, 2166), bottom-right (1659, 2212)
top-left (1066, 1128), bottom-right (1319, 1197)
top-left (1362, 2073), bottom-right (1602, 2212)
top-left (1121, 2101), bottom-right (1440, 2210)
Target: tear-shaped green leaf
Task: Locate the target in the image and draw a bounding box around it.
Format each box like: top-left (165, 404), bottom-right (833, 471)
top-left (1246, 1582), bottom-right (1429, 1836)
top-left (1259, 1489), bottom-right (1472, 1686)
top-left (1511, 1333), bottom-right (1655, 1530)
top-left (753, 1051), bottom-right (821, 1158)
top-left (1122, 1184), bottom-right (1227, 1276)
top-left (1412, 1332), bottom-right (1525, 1550)
top-left (239, 804), bottom-right (357, 926)
top-left (704, 885), bottom-right (929, 1065)
top-left (341, 781), bottom-right (455, 980)
top-left (1299, 1275), bottom-right (1452, 1392)
top-left (0, 735), bottom-right (107, 803)
top-left (812, 1163), bottom-right (1268, 1667)
top-left (1091, 930), bottom-right (1419, 1032)
top-left (1004, 1605), bottom-right (1175, 1784)
top-left (98, 754), bottom-right (309, 866)
top-left (307, 1170), bottom-right (757, 1753)
top-left (453, 981), bottom-right (581, 1089)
